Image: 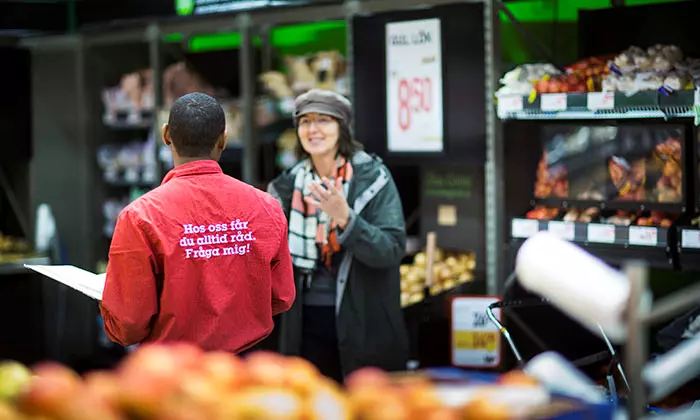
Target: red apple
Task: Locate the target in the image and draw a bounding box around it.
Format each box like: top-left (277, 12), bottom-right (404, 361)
top-left (344, 367), bottom-right (391, 392)
top-left (200, 351), bottom-right (248, 391)
top-left (17, 363), bottom-right (82, 416)
top-left (244, 352), bottom-right (288, 388)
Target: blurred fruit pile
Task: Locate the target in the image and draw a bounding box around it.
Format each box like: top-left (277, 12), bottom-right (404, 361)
top-left (0, 344), bottom-right (352, 420)
top-left (400, 249), bottom-right (475, 307)
top-left (0, 232), bottom-right (33, 263)
top-left (0, 345), bottom-right (592, 420)
top-left (345, 368), bottom-right (577, 420)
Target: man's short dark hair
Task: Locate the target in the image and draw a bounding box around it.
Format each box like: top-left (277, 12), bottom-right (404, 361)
top-left (167, 93), bottom-right (226, 157)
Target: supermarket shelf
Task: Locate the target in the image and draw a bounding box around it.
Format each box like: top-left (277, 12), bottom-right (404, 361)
top-left (0, 256), bottom-right (51, 276)
top-left (497, 90), bottom-right (697, 121)
top-left (103, 110), bottom-right (155, 130)
top-left (532, 197), bottom-right (685, 213)
top-left (511, 218), bottom-right (670, 249)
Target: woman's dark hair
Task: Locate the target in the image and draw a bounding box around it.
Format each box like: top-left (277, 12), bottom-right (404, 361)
top-left (295, 118), bottom-right (364, 160)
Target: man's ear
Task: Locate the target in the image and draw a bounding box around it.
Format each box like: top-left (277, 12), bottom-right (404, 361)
top-left (162, 123), bottom-right (171, 147)
top-left (216, 131), bottom-right (227, 152)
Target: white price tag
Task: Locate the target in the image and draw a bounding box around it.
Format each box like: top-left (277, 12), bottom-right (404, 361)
top-left (628, 226), bottom-right (658, 247)
top-left (587, 92), bottom-right (615, 110)
top-left (548, 221), bottom-right (576, 241)
top-left (681, 229), bottom-right (700, 249)
top-left (498, 95), bottom-right (523, 113)
top-left (452, 296), bottom-right (501, 368)
top-left (540, 93), bottom-right (567, 112)
top-left (511, 219), bottom-right (540, 238)
top-left (587, 223), bottom-right (616, 244)
top-left (386, 18), bottom-right (444, 153)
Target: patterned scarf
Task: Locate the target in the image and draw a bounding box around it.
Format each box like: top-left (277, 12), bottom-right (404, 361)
top-left (288, 156), bottom-right (353, 270)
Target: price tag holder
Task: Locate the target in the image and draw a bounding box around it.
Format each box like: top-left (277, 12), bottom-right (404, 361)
top-left (451, 296), bottom-right (501, 369)
top-left (681, 229), bottom-right (700, 249)
top-left (587, 92), bottom-right (615, 110)
top-left (498, 95), bottom-right (524, 114)
top-left (540, 93), bottom-right (567, 112)
top-left (628, 226), bottom-right (658, 247)
top-left (587, 223), bottom-right (616, 244)
top-left (548, 221), bottom-right (576, 241)
top-left (511, 219), bottom-right (540, 238)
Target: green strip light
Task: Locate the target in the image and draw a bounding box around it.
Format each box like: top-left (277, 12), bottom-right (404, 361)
top-left (163, 0), bottom-right (691, 61)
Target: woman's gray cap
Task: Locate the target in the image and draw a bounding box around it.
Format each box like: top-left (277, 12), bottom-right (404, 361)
top-left (293, 89), bottom-right (353, 125)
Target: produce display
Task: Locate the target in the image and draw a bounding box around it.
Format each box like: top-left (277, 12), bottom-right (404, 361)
top-left (97, 138), bottom-right (158, 186)
top-left (400, 249), bottom-right (475, 307)
top-left (533, 125), bottom-right (683, 204)
top-left (525, 206), bottom-right (677, 228)
top-left (497, 44), bottom-right (700, 97)
top-left (102, 68), bottom-right (155, 126)
top-left (259, 51), bottom-right (350, 101)
top-left (0, 233), bottom-right (31, 257)
top-left (0, 345), bottom-right (601, 420)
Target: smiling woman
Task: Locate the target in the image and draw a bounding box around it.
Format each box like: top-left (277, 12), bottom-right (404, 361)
top-left (267, 89), bottom-right (409, 382)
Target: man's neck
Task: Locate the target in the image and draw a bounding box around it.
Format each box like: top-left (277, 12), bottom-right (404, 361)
top-left (174, 156), bottom-right (217, 167)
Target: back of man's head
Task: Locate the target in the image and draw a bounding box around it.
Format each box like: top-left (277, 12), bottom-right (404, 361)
top-left (167, 93), bottom-right (226, 157)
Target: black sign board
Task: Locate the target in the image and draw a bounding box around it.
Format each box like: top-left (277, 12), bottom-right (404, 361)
top-left (420, 165), bottom-right (484, 270)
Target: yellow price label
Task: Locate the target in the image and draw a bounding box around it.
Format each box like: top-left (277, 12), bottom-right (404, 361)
top-left (454, 331), bottom-right (499, 352)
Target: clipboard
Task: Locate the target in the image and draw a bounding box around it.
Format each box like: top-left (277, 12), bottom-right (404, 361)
top-left (25, 264), bottom-right (105, 301)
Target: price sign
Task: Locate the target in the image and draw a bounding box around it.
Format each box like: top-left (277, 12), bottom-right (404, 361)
top-left (386, 18), bottom-right (444, 152)
top-left (587, 223), bottom-right (616, 244)
top-left (681, 229), bottom-right (700, 249)
top-left (548, 221), bottom-right (576, 241)
top-left (628, 226), bottom-right (658, 247)
top-left (587, 92), bottom-right (615, 110)
top-left (511, 218), bottom-right (540, 238)
top-left (497, 95), bottom-right (524, 114)
top-left (451, 296), bottom-right (501, 368)
top-left (540, 93), bottom-right (567, 112)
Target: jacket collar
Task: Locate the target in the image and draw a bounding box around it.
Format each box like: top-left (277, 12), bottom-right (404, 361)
top-left (162, 160), bottom-right (222, 185)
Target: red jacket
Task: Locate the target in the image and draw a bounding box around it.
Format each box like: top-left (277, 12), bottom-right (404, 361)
top-left (100, 160), bottom-right (295, 353)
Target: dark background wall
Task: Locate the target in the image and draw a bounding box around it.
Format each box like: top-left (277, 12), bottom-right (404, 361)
top-left (30, 46), bottom-right (98, 365)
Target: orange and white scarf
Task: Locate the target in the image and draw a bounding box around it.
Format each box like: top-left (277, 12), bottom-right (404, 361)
top-left (288, 157), bottom-right (353, 270)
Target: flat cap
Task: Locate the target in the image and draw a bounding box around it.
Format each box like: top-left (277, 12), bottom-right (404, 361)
top-left (293, 88), bottom-right (352, 125)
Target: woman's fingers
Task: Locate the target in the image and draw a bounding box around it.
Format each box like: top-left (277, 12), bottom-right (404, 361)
top-left (321, 177), bottom-right (339, 195)
top-left (304, 196), bottom-right (321, 207)
top-left (310, 182), bottom-right (331, 201)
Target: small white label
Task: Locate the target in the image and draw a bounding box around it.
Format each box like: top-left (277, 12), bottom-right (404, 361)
top-left (540, 93), bottom-right (567, 111)
top-left (511, 219), bottom-right (540, 238)
top-left (548, 221), bottom-right (576, 241)
top-left (498, 95), bottom-right (524, 113)
top-left (628, 226), bottom-right (658, 247)
top-left (587, 92), bottom-right (615, 110)
top-left (587, 223), bottom-right (616, 244)
top-left (681, 230), bottom-right (700, 249)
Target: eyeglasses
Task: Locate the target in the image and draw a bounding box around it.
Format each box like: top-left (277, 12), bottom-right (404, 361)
top-left (298, 115), bottom-right (335, 130)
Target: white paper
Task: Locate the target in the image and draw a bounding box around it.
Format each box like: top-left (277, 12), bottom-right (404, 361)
top-left (386, 18), bottom-right (444, 152)
top-left (25, 264), bottom-right (105, 300)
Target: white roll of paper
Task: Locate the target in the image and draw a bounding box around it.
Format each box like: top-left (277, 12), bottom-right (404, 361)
top-left (515, 231), bottom-right (630, 343)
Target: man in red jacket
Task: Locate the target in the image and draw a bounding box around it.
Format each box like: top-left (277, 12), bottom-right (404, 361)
top-left (100, 92), bottom-right (295, 353)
